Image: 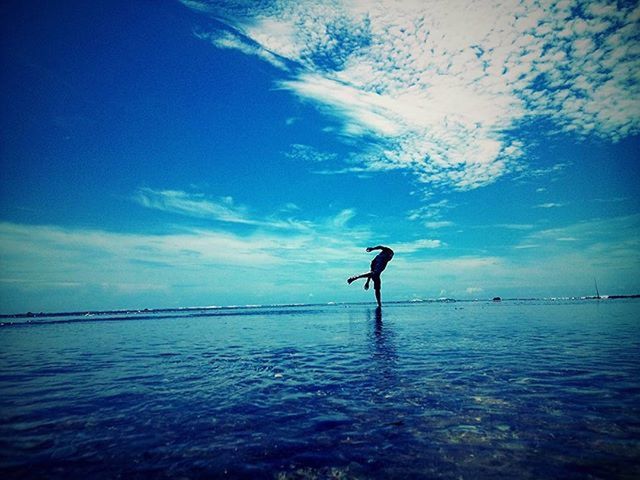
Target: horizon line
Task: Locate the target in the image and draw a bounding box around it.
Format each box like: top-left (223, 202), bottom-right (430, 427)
top-left (2, 294), bottom-right (639, 319)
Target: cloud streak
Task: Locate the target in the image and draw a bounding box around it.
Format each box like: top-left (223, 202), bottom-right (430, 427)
top-left (285, 143), bottom-right (338, 163)
top-left (535, 202), bottom-right (565, 208)
top-left (134, 187), bottom-right (312, 230)
top-left (183, 0), bottom-right (640, 191)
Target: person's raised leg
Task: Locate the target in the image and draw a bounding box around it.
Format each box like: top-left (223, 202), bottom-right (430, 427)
top-left (347, 272), bottom-right (372, 284)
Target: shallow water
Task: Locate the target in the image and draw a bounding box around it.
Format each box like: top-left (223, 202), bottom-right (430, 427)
top-left (1, 300), bottom-right (639, 479)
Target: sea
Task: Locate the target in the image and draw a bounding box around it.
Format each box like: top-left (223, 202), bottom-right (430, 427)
top-left (1, 299), bottom-right (639, 479)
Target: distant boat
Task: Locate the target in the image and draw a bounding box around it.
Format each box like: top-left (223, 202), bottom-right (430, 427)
top-left (594, 278), bottom-right (601, 300)
top-left (492, 296), bottom-right (502, 302)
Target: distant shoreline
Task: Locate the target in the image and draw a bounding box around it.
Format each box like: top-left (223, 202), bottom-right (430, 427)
top-left (2, 294), bottom-right (639, 319)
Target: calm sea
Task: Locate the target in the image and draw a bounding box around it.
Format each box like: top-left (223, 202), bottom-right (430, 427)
top-left (1, 299), bottom-right (639, 479)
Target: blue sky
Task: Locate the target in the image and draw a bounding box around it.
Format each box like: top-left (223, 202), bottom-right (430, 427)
top-left (1, 0), bottom-right (639, 313)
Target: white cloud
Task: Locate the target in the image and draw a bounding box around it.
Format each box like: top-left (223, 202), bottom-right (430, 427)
top-left (135, 187), bottom-right (247, 222)
top-left (394, 238), bottom-right (444, 253)
top-left (194, 29), bottom-right (289, 70)
top-left (407, 199), bottom-right (453, 222)
top-left (279, 73), bottom-right (404, 137)
top-left (134, 187), bottom-right (312, 230)
top-left (591, 196), bottom-right (628, 203)
top-left (424, 221), bottom-right (454, 229)
top-left (184, 0), bottom-right (640, 191)
top-left (516, 163), bottom-right (570, 181)
top-left (535, 202), bottom-right (565, 208)
top-left (466, 287), bottom-right (484, 295)
top-left (514, 244), bottom-right (540, 250)
top-left (178, 0), bottom-right (212, 13)
top-left (493, 224), bottom-right (535, 230)
top-left (516, 215), bottom-right (640, 253)
top-left (285, 143), bottom-right (337, 163)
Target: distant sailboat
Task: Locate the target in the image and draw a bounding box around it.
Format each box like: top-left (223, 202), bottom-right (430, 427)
top-left (594, 278), bottom-right (601, 300)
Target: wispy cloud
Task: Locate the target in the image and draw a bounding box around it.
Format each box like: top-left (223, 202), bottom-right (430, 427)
top-left (473, 223), bottom-right (536, 231)
top-left (135, 187), bottom-right (248, 223)
top-left (516, 215), bottom-right (640, 253)
top-left (535, 202), bottom-right (565, 208)
top-left (493, 224), bottom-right (536, 230)
top-left (514, 244), bottom-right (540, 250)
top-left (134, 187), bottom-right (311, 230)
top-left (178, 0), bottom-right (212, 14)
top-left (591, 196), bottom-right (628, 203)
top-left (407, 199), bottom-right (454, 225)
top-left (515, 163), bottom-right (570, 181)
top-left (285, 143), bottom-right (337, 163)
top-left (183, 0), bottom-right (640, 191)
top-left (394, 238), bottom-right (444, 253)
top-left (194, 29), bottom-right (289, 71)
top-left (424, 221), bottom-right (455, 229)
top-left (133, 187), bottom-right (376, 241)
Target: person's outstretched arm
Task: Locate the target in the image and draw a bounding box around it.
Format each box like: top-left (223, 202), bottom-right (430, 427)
top-left (366, 245), bottom-right (393, 253)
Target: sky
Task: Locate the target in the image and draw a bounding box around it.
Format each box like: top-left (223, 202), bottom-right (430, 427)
top-left (1, 0), bottom-right (639, 313)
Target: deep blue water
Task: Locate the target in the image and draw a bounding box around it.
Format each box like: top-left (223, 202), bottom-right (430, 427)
top-left (1, 300), bottom-right (639, 479)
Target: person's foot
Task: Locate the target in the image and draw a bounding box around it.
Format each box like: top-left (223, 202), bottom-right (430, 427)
top-left (364, 281), bottom-right (370, 290)
top-left (347, 277), bottom-right (356, 284)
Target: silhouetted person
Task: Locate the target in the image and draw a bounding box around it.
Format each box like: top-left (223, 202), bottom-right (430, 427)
top-left (347, 245), bottom-right (394, 307)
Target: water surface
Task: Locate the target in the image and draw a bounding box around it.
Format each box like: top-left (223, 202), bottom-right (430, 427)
top-left (1, 300), bottom-right (639, 478)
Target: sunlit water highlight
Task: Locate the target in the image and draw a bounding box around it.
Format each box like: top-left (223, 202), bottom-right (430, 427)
top-left (1, 300), bottom-right (639, 479)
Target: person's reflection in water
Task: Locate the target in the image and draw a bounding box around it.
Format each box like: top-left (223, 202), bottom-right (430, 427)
top-left (365, 307), bottom-right (406, 429)
top-left (374, 307), bottom-right (384, 340)
top-left (368, 307), bottom-right (397, 375)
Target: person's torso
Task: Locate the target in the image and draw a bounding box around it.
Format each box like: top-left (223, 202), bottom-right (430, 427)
top-left (372, 250), bottom-right (393, 271)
